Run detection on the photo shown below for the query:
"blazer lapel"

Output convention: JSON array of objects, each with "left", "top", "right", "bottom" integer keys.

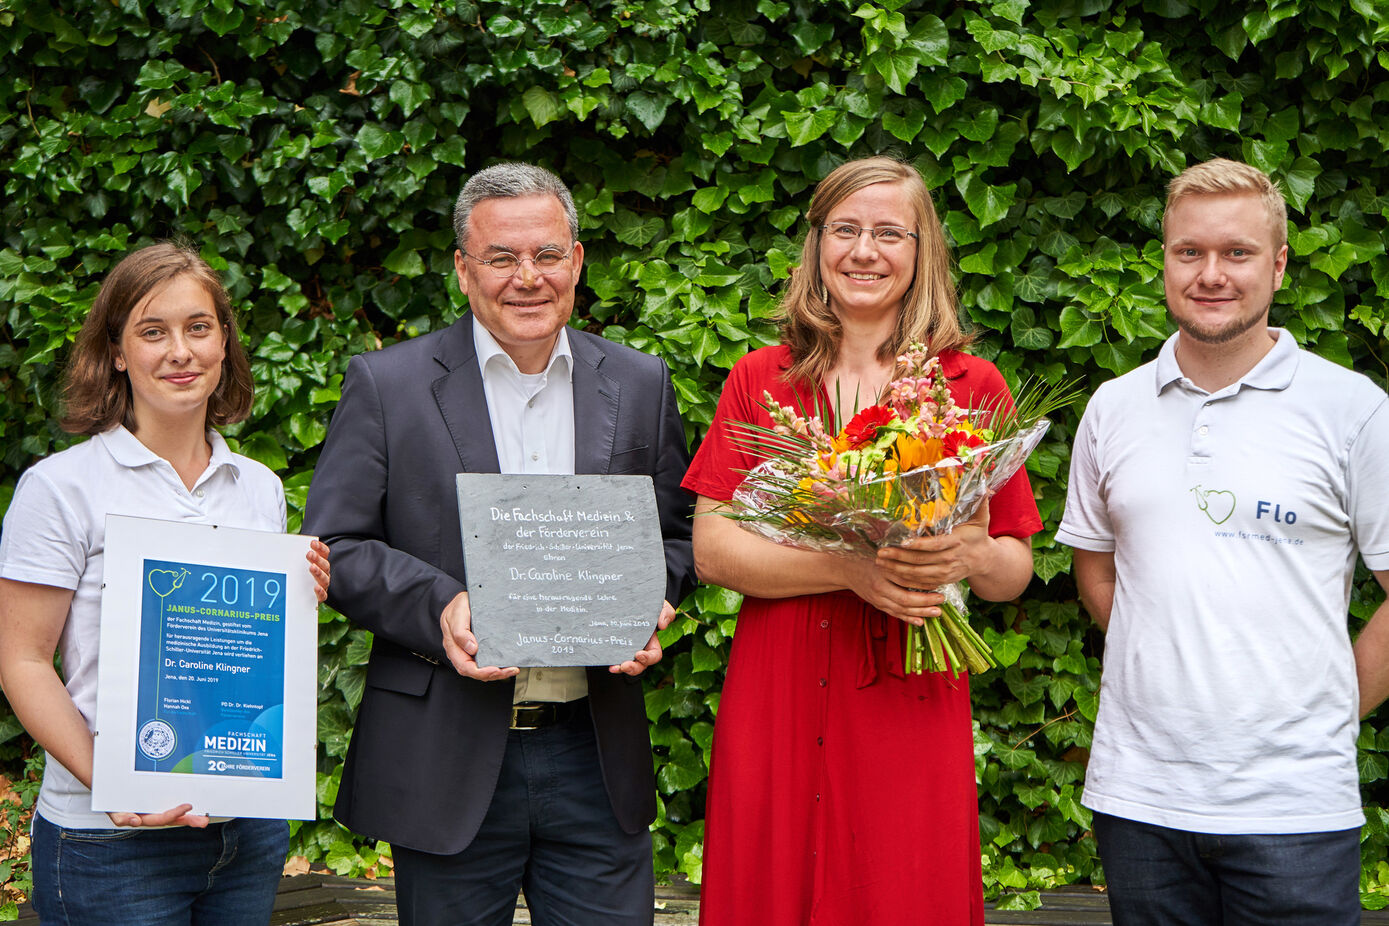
[
  {"left": 431, "top": 315, "right": 501, "bottom": 474},
  {"left": 570, "top": 331, "right": 618, "bottom": 475}
]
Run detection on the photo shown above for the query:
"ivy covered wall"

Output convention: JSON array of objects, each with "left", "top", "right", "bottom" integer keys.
[{"left": 3, "top": 0, "right": 1389, "bottom": 914}]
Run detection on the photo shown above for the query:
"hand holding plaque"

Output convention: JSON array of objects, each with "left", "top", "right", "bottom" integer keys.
[{"left": 456, "top": 475, "right": 668, "bottom": 668}]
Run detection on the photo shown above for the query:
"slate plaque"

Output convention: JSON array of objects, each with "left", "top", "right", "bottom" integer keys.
[{"left": 456, "top": 474, "right": 667, "bottom": 667}]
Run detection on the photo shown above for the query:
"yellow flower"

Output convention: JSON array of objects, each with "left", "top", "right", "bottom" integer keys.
[
  {"left": 892, "top": 433, "right": 944, "bottom": 471},
  {"left": 920, "top": 497, "right": 952, "bottom": 525},
  {"left": 939, "top": 470, "right": 959, "bottom": 507},
  {"left": 902, "top": 501, "right": 922, "bottom": 529}
]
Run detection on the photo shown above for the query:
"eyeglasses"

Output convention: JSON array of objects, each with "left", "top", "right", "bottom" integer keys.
[
  {"left": 462, "top": 244, "right": 577, "bottom": 277},
  {"left": 819, "top": 223, "right": 919, "bottom": 245}
]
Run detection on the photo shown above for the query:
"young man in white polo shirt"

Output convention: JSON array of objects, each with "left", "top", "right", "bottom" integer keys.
[{"left": 1058, "top": 157, "right": 1389, "bottom": 924}]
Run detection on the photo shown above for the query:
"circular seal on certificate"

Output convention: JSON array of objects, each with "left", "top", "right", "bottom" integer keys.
[{"left": 137, "top": 719, "right": 177, "bottom": 760}]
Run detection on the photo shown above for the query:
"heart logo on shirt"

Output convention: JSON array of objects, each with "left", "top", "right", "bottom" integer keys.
[{"left": 1189, "top": 485, "right": 1236, "bottom": 525}]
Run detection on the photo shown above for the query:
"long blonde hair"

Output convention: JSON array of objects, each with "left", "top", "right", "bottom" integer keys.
[{"left": 780, "top": 156, "right": 968, "bottom": 386}]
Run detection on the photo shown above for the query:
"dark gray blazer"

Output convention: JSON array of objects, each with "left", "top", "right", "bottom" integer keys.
[{"left": 303, "top": 314, "right": 695, "bottom": 854}]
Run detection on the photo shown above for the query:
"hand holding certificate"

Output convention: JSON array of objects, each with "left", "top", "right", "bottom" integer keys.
[{"left": 91, "top": 516, "right": 319, "bottom": 820}]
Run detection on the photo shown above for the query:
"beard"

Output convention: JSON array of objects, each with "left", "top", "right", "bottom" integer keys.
[{"left": 1173, "top": 303, "right": 1269, "bottom": 345}]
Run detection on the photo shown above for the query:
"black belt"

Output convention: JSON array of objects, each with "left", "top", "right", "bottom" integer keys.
[{"left": 509, "top": 698, "right": 589, "bottom": 731}]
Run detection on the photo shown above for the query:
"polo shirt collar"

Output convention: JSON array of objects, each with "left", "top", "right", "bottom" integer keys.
[
  {"left": 472, "top": 315, "right": 572, "bottom": 383},
  {"left": 1154, "top": 328, "right": 1299, "bottom": 396},
  {"left": 97, "top": 425, "right": 242, "bottom": 479}
]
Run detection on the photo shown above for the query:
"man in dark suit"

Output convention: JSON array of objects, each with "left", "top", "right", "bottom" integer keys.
[{"left": 303, "top": 163, "right": 694, "bottom": 926}]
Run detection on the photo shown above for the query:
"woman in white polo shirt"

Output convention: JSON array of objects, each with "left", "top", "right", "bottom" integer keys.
[{"left": 0, "top": 243, "right": 329, "bottom": 926}]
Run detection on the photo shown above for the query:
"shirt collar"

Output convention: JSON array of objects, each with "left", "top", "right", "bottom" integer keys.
[
  {"left": 472, "top": 315, "right": 573, "bottom": 383},
  {"left": 1155, "top": 328, "right": 1299, "bottom": 395},
  {"left": 96, "top": 426, "right": 242, "bottom": 478},
  {"left": 775, "top": 345, "right": 969, "bottom": 380},
  {"left": 936, "top": 349, "right": 968, "bottom": 380}
]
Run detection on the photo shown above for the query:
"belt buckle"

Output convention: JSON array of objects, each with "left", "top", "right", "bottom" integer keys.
[{"left": 510, "top": 704, "right": 544, "bottom": 731}]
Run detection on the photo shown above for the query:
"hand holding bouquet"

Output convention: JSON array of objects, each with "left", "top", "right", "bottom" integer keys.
[{"left": 726, "top": 345, "right": 1075, "bottom": 675}]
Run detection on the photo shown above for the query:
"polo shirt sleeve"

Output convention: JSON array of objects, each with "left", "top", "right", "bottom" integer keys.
[
  {"left": 1055, "top": 395, "right": 1115, "bottom": 553},
  {"left": 0, "top": 467, "right": 89, "bottom": 590},
  {"left": 1347, "top": 396, "right": 1389, "bottom": 571}
]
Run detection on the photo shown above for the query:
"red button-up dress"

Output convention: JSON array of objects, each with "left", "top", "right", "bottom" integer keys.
[{"left": 683, "top": 345, "right": 1042, "bottom": 926}]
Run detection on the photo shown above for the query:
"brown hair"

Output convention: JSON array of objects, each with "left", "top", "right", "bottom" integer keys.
[
  {"left": 779, "top": 156, "right": 969, "bottom": 387},
  {"left": 62, "top": 243, "right": 254, "bottom": 435},
  {"left": 1164, "top": 157, "right": 1288, "bottom": 248}
]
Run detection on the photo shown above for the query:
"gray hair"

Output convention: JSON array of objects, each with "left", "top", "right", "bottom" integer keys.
[{"left": 452, "top": 162, "right": 579, "bottom": 251}]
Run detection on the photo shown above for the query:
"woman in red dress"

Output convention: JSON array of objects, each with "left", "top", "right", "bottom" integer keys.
[{"left": 683, "top": 157, "right": 1041, "bottom": 925}]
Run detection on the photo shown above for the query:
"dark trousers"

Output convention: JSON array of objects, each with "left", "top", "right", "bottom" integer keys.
[
  {"left": 1093, "top": 811, "right": 1361, "bottom": 925},
  {"left": 392, "top": 707, "right": 653, "bottom": 926}
]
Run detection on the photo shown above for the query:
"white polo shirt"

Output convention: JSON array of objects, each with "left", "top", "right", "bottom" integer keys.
[
  {"left": 1058, "top": 329, "right": 1389, "bottom": 834},
  {"left": 0, "top": 427, "right": 285, "bottom": 829},
  {"left": 471, "top": 317, "right": 587, "bottom": 703}
]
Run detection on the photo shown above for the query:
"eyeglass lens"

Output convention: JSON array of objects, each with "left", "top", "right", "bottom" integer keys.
[
  {"left": 481, "top": 249, "right": 570, "bottom": 275},
  {"left": 824, "top": 223, "right": 913, "bottom": 243}
]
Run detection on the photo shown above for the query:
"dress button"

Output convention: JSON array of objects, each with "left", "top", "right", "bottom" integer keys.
[
  {"left": 528, "top": 399, "right": 535, "bottom": 408},
  {"left": 815, "top": 793, "right": 820, "bottom": 801},
  {"left": 194, "top": 488, "right": 204, "bottom": 498},
  {"left": 531, "top": 452, "right": 539, "bottom": 461},
  {"left": 817, "top": 736, "right": 823, "bottom": 746},
  {"left": 818, "top": 678, "right": 827, "bottom": 687},
  {"left": 1198, "top": 426, "right": 1209, "bottom": 435},
  {"left": 820, "top": 620, "right": 829, "bottom": 629}
]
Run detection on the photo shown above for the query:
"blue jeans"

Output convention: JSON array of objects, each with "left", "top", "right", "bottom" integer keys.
[
  {"left": 31, "top": 812, "right": 288, "bottom": 926},
  {"left": 392, "top": 707, "right": 654, "bottom": 926},
  {"left": 1092, "top": 812, "right": 1361, "bottom": 925}
]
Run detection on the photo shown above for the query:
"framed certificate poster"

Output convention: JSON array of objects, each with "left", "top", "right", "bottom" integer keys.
[{"left": 91, "top": 515, "right": 317, "bottom": 820}]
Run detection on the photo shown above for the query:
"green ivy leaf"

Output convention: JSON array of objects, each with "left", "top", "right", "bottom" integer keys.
[
  {"left": 237, "top": 433, "right": 289, "bottom": 472},
  {"left": 870, "top": 47, "right": 919, "bottom": 94},
  {"left": 956, "top": 172, "right": 1017, "bottom": 228},
  {"left": 883, "top": 105, "right": 926, "bottom": 142},
  {"left": 1280, "top": 157, "right": 1320, "bottom": 213},
  {"left": 1201, "top": 91, "right": 1242, "bottom": 131},
  {"left": 389, "top": 80, "right": 432, "bottom": 117},
  {"left": 522, "top": 85, "right": 560, "bottom": 127},
  {"left": 202, "top": 5, "right": 244, "bottom": 35},
  {"left": 383, "top": 247, "right": 425, "bottom": 277},
  {"left": 783, "top": 108, "right": 838, "bottom": 146},
  {"left": 626, "top": 91, "right": 670, "bottom": 132},
  {"left": 911, "top": 14, "right": 949, "bottom": 65},
  {"left": 1010, "top": 307, "right": 1054, "bottom": 350},
  {"left": 789, "top": 21, "right": 834, "bottom": 54},
  {"left": 355, "top": 124, "right": 400, "bottom": 161},
  {"left": 1057, "top": 306, "right": 1104, "bottom": 349}
]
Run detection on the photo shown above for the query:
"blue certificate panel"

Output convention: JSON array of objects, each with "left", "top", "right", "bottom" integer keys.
[{"left": 134, "top": 559, "right": 287, "bottom": 779}]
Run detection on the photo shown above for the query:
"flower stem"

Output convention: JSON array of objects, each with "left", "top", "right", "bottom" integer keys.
[{"left": 902, "top": 584, "right": 997, "bottom": 676}]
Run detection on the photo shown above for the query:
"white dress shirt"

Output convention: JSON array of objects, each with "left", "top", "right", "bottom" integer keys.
[{"left": 472, "top": 316, "right": 588, "bottom": 703}]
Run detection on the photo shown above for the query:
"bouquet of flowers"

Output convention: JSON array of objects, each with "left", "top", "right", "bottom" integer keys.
[{"left": 726, "top": 344, "right": 1075, "bottom": 676}]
